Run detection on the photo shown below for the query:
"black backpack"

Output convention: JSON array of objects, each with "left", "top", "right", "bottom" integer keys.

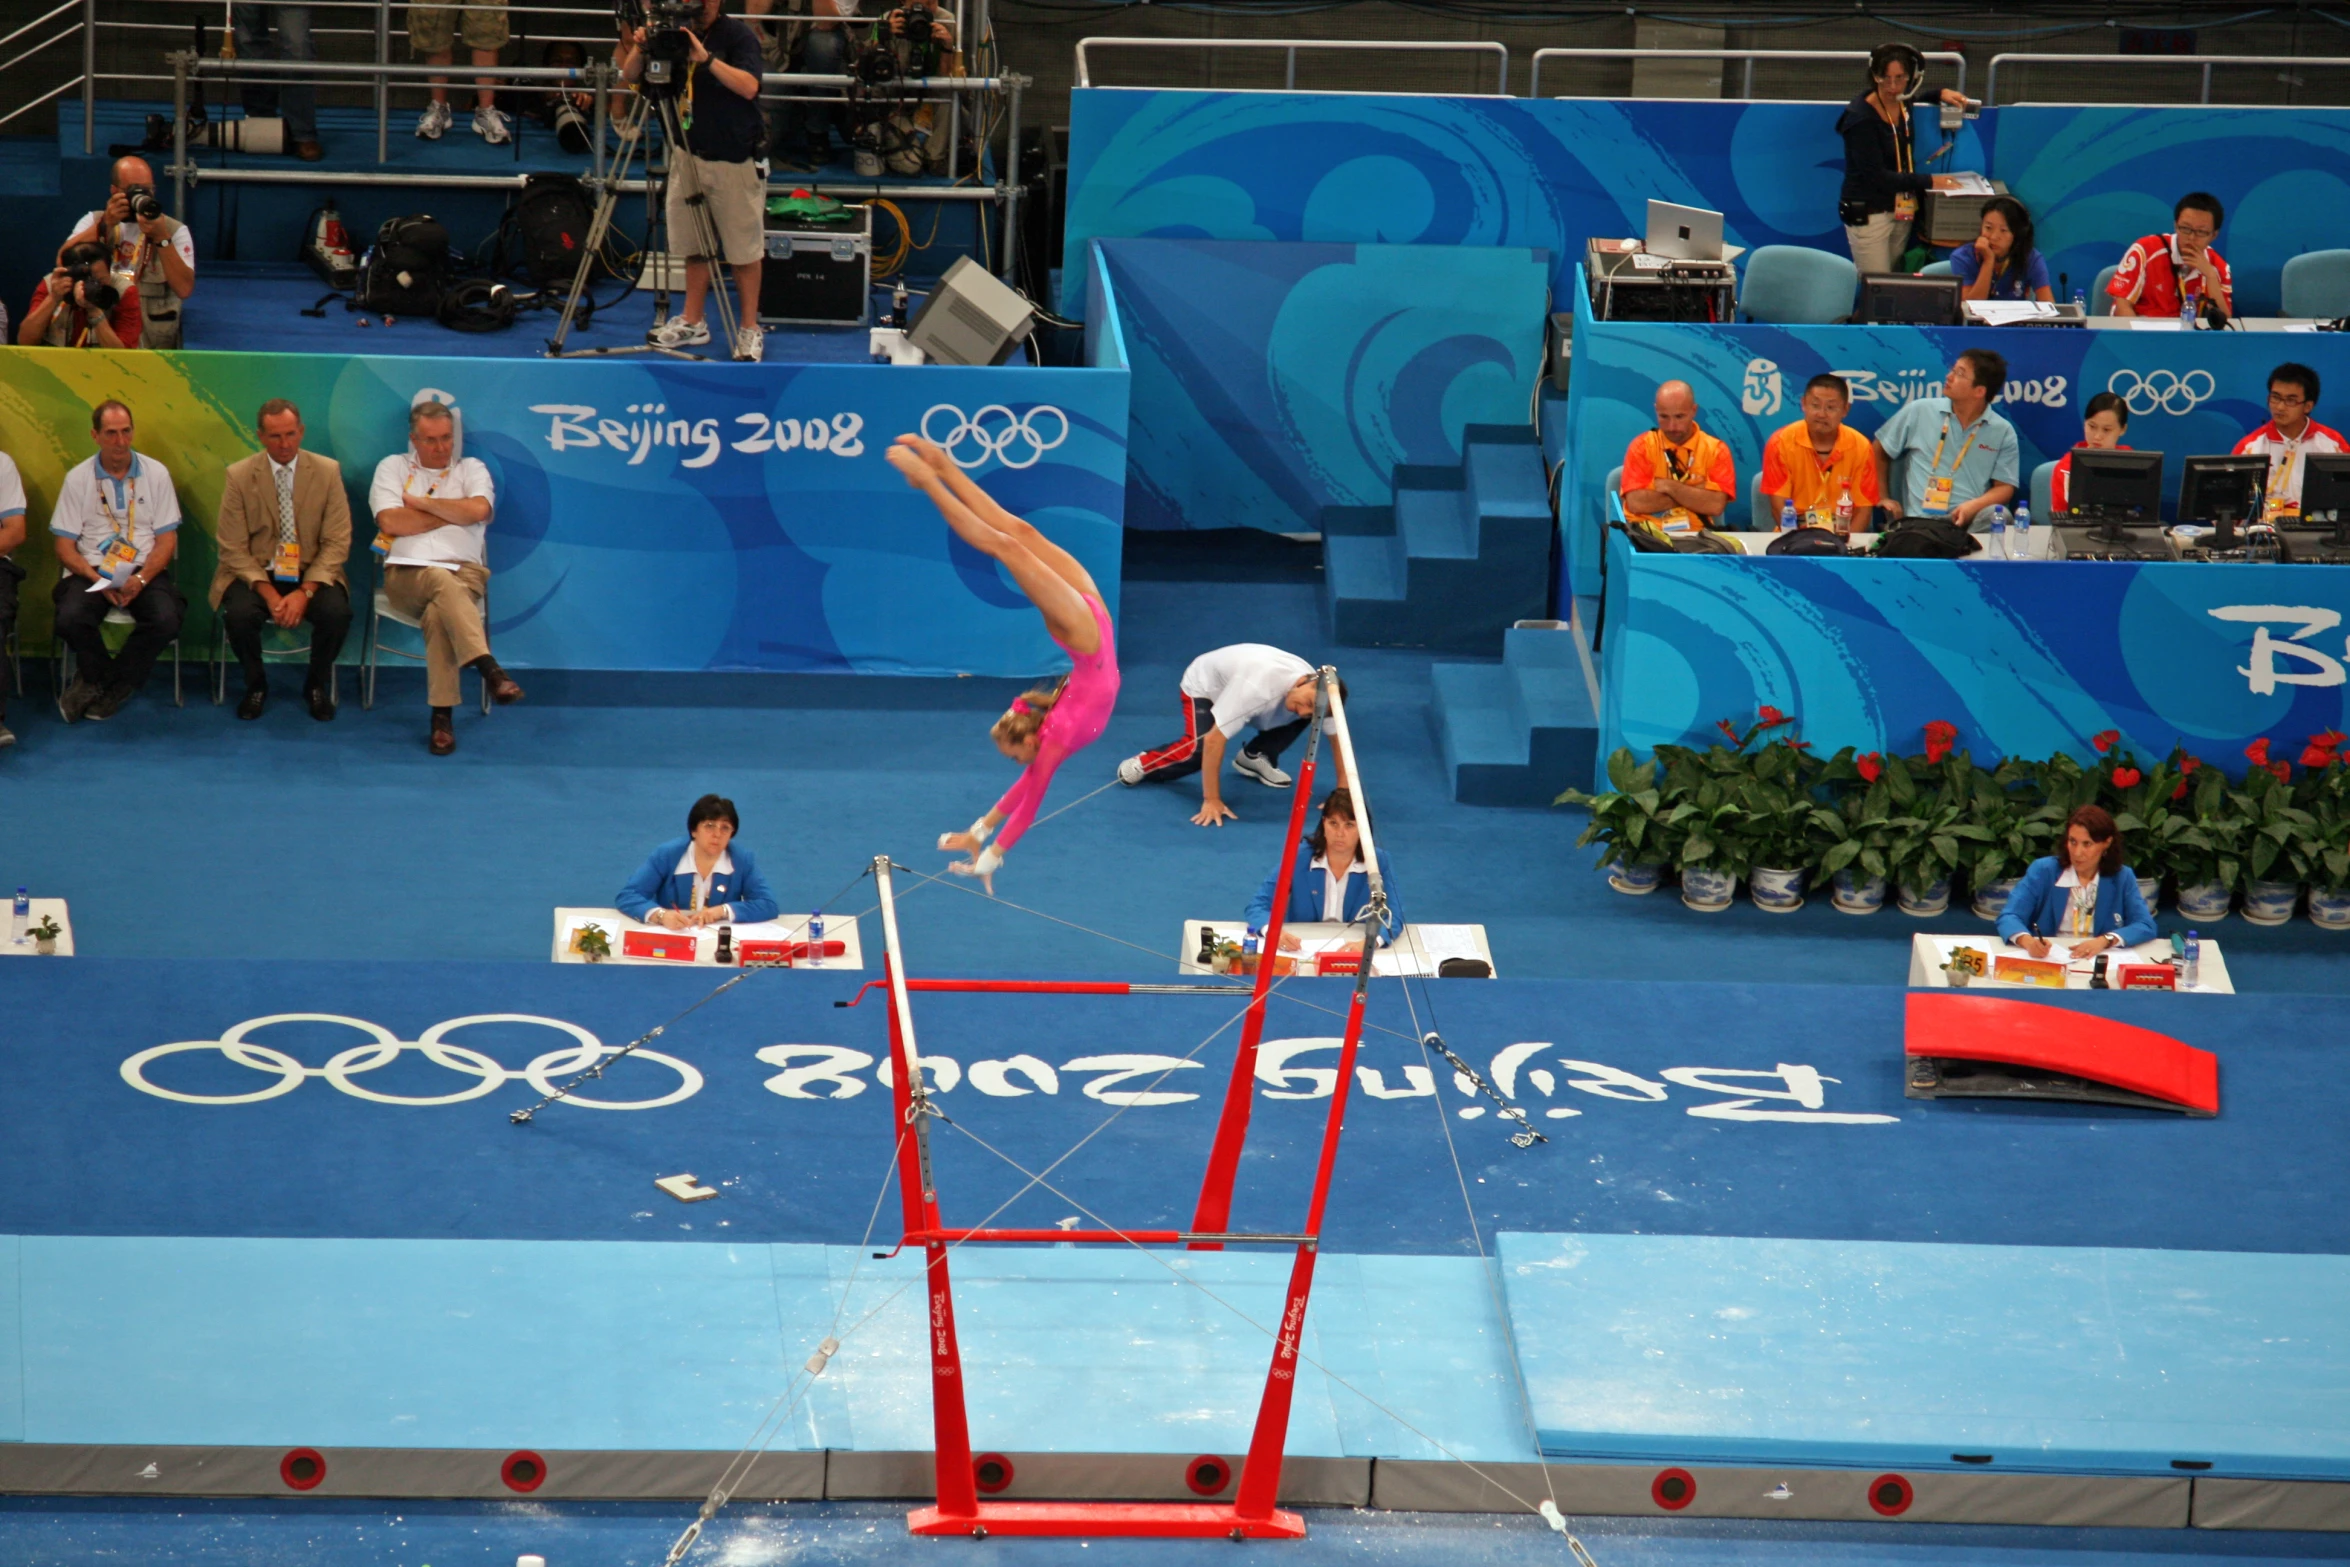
[
  {"left": 357, "top": 215, "right": 451, "bottom": 318},
  {"left": 1876, "top": 518, "right": 1982, "bottom": 559},
  {"left": 1766, "top": 526, "right": 1850, "bottom": 556},
  {"left": 509, "top": 174, "right": 596, "bottom": 288}
]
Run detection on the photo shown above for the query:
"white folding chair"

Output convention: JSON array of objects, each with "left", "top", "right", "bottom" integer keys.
[
  {"left": 362, "top": 578, "right": 492, "bottom": 714},
  {"left": 59, "top": 605, "right": 182, "bottom": 707},
  {"left": 211, "top": 617, "right": 338, "bottom": 707}
]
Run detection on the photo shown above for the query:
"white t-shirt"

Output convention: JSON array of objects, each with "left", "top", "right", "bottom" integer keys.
[
  {"left": 69, "top": 211, "right": 197, "bottom": 278},
  {"left": 369, "top": 450, "right": 495, "bottom": 570},
  {"left": 1180, "top": 644, "right": 1314, "bottom": 737},
  {"left": 50, "top": 452, "right": 181, "bottom": 571},
  {"left": 0, "top": 452, "right": 25, "bottom": 525}
]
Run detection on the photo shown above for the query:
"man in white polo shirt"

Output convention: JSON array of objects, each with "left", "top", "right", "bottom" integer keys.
[
  {"left": 1118, "top": 643, "right": 1346, "bottom": 827},
  {"left": 51, "top": 399, "right": 185, "bottom": 723},
  {"left": 369, "top": 399, "right": 523, "bottom": 756},
  {"left": 0, "top": 444, "right": 25, "bottom": 748}
]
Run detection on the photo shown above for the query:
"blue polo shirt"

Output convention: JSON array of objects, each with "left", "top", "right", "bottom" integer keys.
[
  {"left": 1950, "top": 243, "right": 2051, "bottom": 302},
  {"left": 1875, "top": 395, "right": 2020, "bottom": 521}
]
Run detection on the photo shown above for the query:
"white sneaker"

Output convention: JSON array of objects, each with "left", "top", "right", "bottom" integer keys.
[
  {"left": 1117, "top": 755, "right": 1145, "bottom": 786},
  {"left": 473, "top": 105, "right": 512, "bottom": 145},
  {"left": 415, "top": 99, "right": 452, "bottom": 140},
  {"left": 732, "top": 324, "right": 765, "bottom": 362},
  {"left": 646, "top": 316, "right": 711, "bottom": 349},
  {"left": 1231, "top": 750, "right": 1292, "bottom": 788}
]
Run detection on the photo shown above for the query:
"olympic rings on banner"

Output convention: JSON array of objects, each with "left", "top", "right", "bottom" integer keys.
[
  {"left": 2106, "top": 368, "right": 2215, "bottom": 418},
  {"left": 119, "top": 1013, "right": 704, "bottom": 1110},
  {"left": 920, "top": 403, "right": 1070, "bottom": 471}
]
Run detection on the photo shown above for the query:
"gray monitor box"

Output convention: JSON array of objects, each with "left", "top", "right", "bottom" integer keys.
[{"left": 908, "top": 256, "right": 1038, "bottom": 366}]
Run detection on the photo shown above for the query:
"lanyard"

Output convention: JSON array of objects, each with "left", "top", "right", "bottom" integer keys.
[
  {"left": 403, "top": 456, "right": 449, "bottom": 500},
  {"left": 1927, "top": 416, "right": 1981, "bottom": 481},
  {"left": 96, "top": 466, "right": 136, "bottom": 541},
  {"left": 2267, "top": 440, "right": 2299, "bottom": 503},
  {"left": 1875, "top": 95, "right": 1913, "bottom": 174}
]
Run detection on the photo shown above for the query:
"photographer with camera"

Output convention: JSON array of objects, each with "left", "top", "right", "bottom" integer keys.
[
  {"left": 616, "top": 0, "right": 770, "bottom": 361},
  {"left": 58, "top": 157, "right": 194, "bottom": 350},
  {"left": 20, "top": 244, "right": 139, "bottom": 349}
]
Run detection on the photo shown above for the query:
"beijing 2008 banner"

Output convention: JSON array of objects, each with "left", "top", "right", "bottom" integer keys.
[{"left": 0, "top": 349, "right": 1127, "bottom": 677}]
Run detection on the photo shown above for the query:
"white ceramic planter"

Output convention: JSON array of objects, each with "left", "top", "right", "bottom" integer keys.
[
  {"left": 1681, "top": 866, "right": 1737, "bottom": 912},
  {"left": 1830, "top": 868, "right": 1886, "bottom": 915},
  {"left": 1970, "top": 875, "right": 2021, "bottom": 921},
  {"left": 2175, "top": 880, "right": 2233, "bottom": 921},
  {"left": 1608, "top": 862, "right": 1665, "bottom": 896},
  {"left": 2310, "top": 886, "right": 2350, "bottom": 930},
  {"left": 1897, "top": 877, "right": 1952, "bottom": 918},
  {"left": 1749, "top": 866, "right": 1806, "bottom": 914},
  {"left": 2241, "top": 879, "right": 2302, "bottom": 926}
]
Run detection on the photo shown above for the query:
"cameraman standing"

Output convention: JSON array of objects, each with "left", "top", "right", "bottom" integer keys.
[
  {"left": 58, "top": 157, "right": 194, "bottom": 350},
  {"left": 617, "top": 0, "right": 770, "bottom": 362}
]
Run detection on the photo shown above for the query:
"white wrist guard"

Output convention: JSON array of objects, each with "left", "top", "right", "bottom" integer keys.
[
  {"left": 967, "top": 817, "right": 994, "bottom": 845},
  {"left": 973, "top": 845, "right": 1003, "bottom": 876}
]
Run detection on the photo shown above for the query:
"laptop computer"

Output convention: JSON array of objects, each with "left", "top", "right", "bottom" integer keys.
[{"left": 1646, "top": 199, "right": 1726, "bottom": 262}]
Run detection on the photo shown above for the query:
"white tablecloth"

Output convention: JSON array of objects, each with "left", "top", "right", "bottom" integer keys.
[
  {"left": 1908, "top": 932, "right": 2233, "bottom": 994},
  {"left": 3, "top": 898, "right": 73, "bottom": 956},
  {"left": 1178, "top": 920, "right": 1494, "bottom": 978},
  {"left": 552, "top": 907, "right": 864, "bottom": 969}
]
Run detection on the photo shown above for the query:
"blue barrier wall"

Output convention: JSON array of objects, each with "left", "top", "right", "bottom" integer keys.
[
  {"left": 1096, "top": 238, "right": 1549, "bottom": 532},
  {"left": 1562, "top": 281, "right": 2350, "bottom": 598},
  {"left": 1597, "top": 532, "right": 2350, "bottom": 778},
  {"left": 1065, "top": 92, "right": 2350, "bottom": 322}
]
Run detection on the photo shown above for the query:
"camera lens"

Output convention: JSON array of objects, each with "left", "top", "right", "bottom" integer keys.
[
  {"left": 81, "top": 278, "right": 120, "bottom": 312},
  {"left": 132, "top": 193, "right": 163, "bottom": 221}
]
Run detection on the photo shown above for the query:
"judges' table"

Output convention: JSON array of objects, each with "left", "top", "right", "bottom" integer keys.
[
  {"left": 1177, "top": 920, "right": 1495, "bottom": 977},
  {"left": 1908, "top": 933, "right": 2234, "bottom": 994},
  {"left": 551, "top": 908, "right": 864, "bottom": 970},
  {"left": 3, "top": 899, "right": 73, "bottom": 957}
]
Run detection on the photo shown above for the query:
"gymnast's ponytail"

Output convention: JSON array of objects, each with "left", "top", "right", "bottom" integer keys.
[{"left": 991, "top": 683, "right": 1063, "bottom": 751}]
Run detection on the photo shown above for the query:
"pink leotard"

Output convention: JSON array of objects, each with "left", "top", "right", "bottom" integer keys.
[{"left": 992, "top": 593, "right": 1119, "bottom": 852}]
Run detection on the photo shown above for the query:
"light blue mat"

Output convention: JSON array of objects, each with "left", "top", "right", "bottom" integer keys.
[
  {"left": 1498, "top": 1232, "right": 2350, "bottom": 1480},
  {"left": 3, "top": 1236, "right": 1531, "bottom": 1461}
]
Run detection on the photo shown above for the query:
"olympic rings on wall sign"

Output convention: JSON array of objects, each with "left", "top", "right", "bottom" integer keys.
[
  {"left": 118, "top": 1013, "right": 703, "bottom": 1109},
  {"left": 920, "top": 403, "right": 1070, "bottom": 470},
  {"left": 2106, "top": 368, "right": 2216, "bottom": 417}
]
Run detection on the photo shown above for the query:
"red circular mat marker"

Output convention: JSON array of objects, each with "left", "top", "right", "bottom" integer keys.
[
  {"left": 1651, "top": 1467, "right": 1696, "bottom": 1510},
  {"left": 1869, "top": 1473, "right": 1914, "bottom": 1517},
  {"left": 279, "top": 1448, "right": 327, "bottom": 1491},
  {"left": 502, "top": 1451, "right": 548, "bottom": 1493},
  {"left": 1185, "top": 1455, "right": 1232, "bottom": 1497},
  {"left": 973, "top": 1453, "right": 1015, "bottom": 1494}
]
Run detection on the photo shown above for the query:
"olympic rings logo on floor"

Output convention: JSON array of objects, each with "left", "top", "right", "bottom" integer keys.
[
  {"left": 2107, "top": 368, "right": 2215, "bottom": 417},
  {"left": 921, "top": 403, "right": 1070, "bottom": 470},
  {"left": 119, "top": 1014, "right": 704, "bottom": 1110}
]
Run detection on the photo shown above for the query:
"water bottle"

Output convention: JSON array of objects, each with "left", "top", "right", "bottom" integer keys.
[
  {"left": 1242, "top": 926, "right": 1261, "bottom": 973},
  {"left": 10, "top": 887, "right": 26, "bottom": 945},
  {"left": 1986, "top": 504, "right": 2010, "bottom": 559},
  {"left": 2072, "top": 286, "right": 2087, "bottom": 311},
  {"left": 2013, "top": 503, "right": 2032, "bottom": 559},
  {"left": 2182, "top": 929, "right": 2201, "bottom": 989},
  {"left": 2179, "top": 278, "right": 2199, "bottom": 328},
  {"left": 1778, "top": 498, "right": 1797, "bottom": 534},
  {"left": 1833, "top": 485, "right": 1855, "bottom": 539},
  {"left": 807, "top": 911, "right": 825, "bottom": 968}
]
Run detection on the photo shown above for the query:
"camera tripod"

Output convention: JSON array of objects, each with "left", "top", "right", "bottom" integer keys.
[{"left": 546, "top": 84, "right": 741, "bottom": 360}]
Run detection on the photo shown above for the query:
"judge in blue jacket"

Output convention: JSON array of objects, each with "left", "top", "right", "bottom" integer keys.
[
  {"left": 1996, "top": 804, "right": 2156, "bottom": 958},
  {"left": 1245, "top": 788, "right": 1403, "bottom": 946},
  {"left": 618, "top": 794, "right": 781, "bottom": 929}
]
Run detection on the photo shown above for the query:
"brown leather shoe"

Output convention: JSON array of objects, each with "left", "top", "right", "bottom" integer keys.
[
  {"left": 293, "top": 140, "right": 326, "bottom": 162},
  {"left": 484, "top": 669, "right": 524, "bottom": 705},
  {"left": 429, "top": 713, "right": 456, "bottom": 755}
]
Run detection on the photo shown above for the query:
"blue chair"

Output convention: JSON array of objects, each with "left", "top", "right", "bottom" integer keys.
[
  {"left": 2088, "top": 263, "right": 2119, "bottom": 317},
  {"left": 1919, "top": 259, "right": 1955, "bottom": 278},
  {"left": 2031, "top": 459, "right": 2057, "bottom": 520},
  {"left": 1749, "top": 472, "right": 1779, "bottom": 534},
  {"left": 2281, "top": 250, "right": 2350, "bottom": 319},
  {"left": 1740, "top": 246, "right": 1858, "bottom": 325}
]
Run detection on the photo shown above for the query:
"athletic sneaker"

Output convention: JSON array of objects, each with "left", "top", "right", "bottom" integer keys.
[
  {"left": 473, "top": 105, "right": 512, "bottom": 145},
  {"left": 1231, "top": 750, "right": 1292, "bottom": 788},
  {"left": 1116, "top": 755, "right": 1145, "bottom": 785},
  {"left": 733, "top": 324, "right": 765, "bottom": 362},
  {"left": 646, "top": 316, "right": 711, "bottom": 349},
  {"left": 415, "top": 99, "right": 453, "bottom": 140}
]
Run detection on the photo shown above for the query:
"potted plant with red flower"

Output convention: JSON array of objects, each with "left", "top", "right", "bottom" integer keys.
[
  {"left": 1814, "top": 746, "right": 1896, "bottom": 913},
  {"left": 2296, "top": 732, "right": 2350, "bottom": 928},
  {"left": 2169, "top": 758, "right": 2240, "bottom": 921},
  {"left": 1965, "top": 755, "right": 2042, "bottom": 920},
  {"left": 2235, "top": 740, "right": 2316, "bottom": 925},
  {"left": 1559, "top": 749, "right": 1676, "bottom": 895},
  {"left": 1877, "top": 721, "right": 1991, "bottom": 917},
  {"left": 2100, "top": 742, "right": 2188, "bottom": 910}
]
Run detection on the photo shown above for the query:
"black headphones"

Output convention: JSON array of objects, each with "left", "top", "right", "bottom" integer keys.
[{"left": 1867, "top": 42, "right": 1927, "bottom": 95}]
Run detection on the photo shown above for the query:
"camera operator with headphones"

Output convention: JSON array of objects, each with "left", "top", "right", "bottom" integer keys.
[
  {"left": 616, "top": 0, "right": 770, "bottom": 362},
  {"left": 56, "top": 156, "right": 194, "bottom": 350},
  {"left": 1836, "top": 43, "right": 1973, "bottom": 278}
]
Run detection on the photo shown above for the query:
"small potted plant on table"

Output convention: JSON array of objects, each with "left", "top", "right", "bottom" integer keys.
[{"left": 29, "top": 914, "right": 60, "bottom": 956}]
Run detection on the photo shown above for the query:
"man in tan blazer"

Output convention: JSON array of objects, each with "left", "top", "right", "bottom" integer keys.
[{"left": 211, "top": 397, "right": 352, "bottom": 721}]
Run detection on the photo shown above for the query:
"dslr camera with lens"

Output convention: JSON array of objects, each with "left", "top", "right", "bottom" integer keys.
[
  {"left": 58, "top": 241, "right": 121, "bottom": 314},
  {"left": 896, "top": 2, "right": 941, "bottom": 77},
  {"left": 123, "top": 184, "right": 165, "bottom": 224}
]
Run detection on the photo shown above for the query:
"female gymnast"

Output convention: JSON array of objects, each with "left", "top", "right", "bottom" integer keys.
[{"left": 886, "top": 433, "right": 1120, "bottom": 891}]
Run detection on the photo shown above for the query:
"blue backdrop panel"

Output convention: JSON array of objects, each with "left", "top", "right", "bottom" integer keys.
[
  {"left": 1992, "top": 107, "right": 2350, "bottom": 319},
  {"left": 1562, "top": 287, "right": 2350, "bottom": 597},
  {"left": 346, "top": 356, "right": 1128, "bottom": 677},
  {"left": 1062, "top": 93, "right": 1979, "bottom": 320},
  {"left": 1598, "top": 534, "right": 2350, "bottom": 778},
  {"left": 1097, "top": 238, "right": 1550, "bottom": 531},
  {"left": 1500, "top": 1231, "right": 2350, "bottom": 1479},
  {"left": 11, "top": 960, "right": 2350, "bottom": 1259}
]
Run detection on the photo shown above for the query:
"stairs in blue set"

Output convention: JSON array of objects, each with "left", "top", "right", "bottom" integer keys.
[
  {"left": 1430, "top": 616, "right": 1600, "bottom": 807},
  {"left": 1321, "top": 425, "right": 1552, "bottom": 655}
]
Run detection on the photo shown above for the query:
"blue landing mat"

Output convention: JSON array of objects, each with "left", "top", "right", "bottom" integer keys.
[
  {"left": 1500, "top": 1233, "right": 2350, "bottom": 1482},
  {"left": 0, "top": 1238, "right": 1524, "bottom": 1461},
  {"left": 3, "top": 961, "right": 2349, "bottom": 1256}
]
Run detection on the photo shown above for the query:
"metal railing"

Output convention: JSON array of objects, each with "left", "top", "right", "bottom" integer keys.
[
  {"left": 1985, "top": 51, "right": 2350, "bottom": 105},
  {"left": 1528, "top": 47, "right": 1968, "bottom": 101},
  {"left": 1074, "top": 36, "right": 1510, "bottom": 96}
]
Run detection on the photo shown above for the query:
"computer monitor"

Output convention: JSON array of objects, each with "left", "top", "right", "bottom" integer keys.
[
  {"left": 2064, "top": 448, "right": 2165, "bottom": 544},
  {"left": 1858, "top": 273, "right": 1961, "bottom": 326},
  {"left": 1645, "top": 200, "right": 1725, "bottom": 263},
  {"left": 2290, "top": 451, "right": 2350, "bottom": 549},
  {"left": 2177, "top": 455, "right": 2270, "bottom": 547}
]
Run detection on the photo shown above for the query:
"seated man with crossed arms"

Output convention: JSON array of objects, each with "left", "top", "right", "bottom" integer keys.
[{"left": 1619, "top": 380, "right": 1738, "bottom": 548}]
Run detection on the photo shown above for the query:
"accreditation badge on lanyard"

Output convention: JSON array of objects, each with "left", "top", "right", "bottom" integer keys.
[
  {"left": 97, "top": 476, "right": 139, "bottom": 578},
  {"left": 1887, "top": 100, "right": 1919, "bottom": 223},
  {"left": 1920, "top": 419, "right": 1979, "bottom": 517},
  {"left": 271, "top": 540, "right": 303, "bottom": 584}
]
